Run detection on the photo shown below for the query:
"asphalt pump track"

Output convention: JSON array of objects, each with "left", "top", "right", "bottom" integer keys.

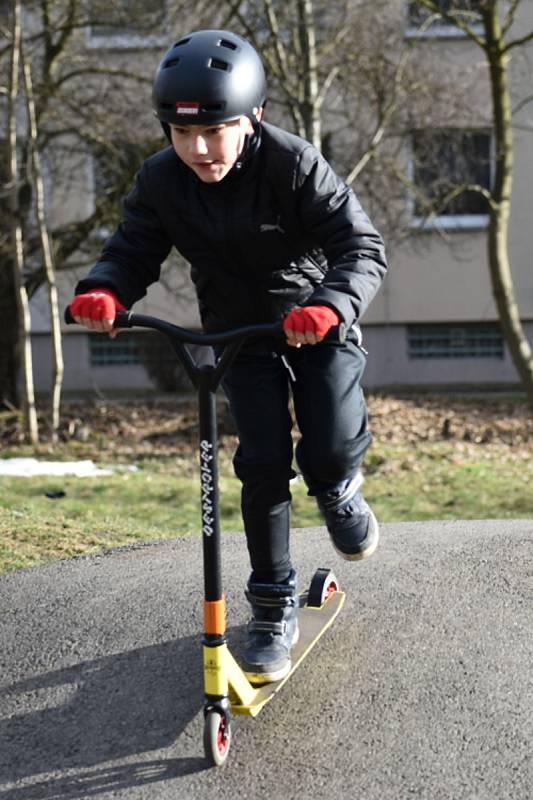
[{"left": 1, "top": 519, "right": 532, "bottom": 799}]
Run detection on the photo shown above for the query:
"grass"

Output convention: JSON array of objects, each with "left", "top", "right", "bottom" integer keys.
[{"left": 1, "top": 440, "right": 531, "bottom": 574}]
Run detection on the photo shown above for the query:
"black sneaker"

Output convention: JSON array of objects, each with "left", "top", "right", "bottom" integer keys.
[
  {"left": 316, "top": 473, "right": 379, "bottom": 561},
  {"left": 242, "top": 569, "right": 299, "bottom": 685}
]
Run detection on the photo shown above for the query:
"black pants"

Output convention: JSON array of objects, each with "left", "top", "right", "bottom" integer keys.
[{"left": 222, "top": 333, "right": 371, "bottom": 583}]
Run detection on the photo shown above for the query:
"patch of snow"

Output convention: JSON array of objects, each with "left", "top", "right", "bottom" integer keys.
[{"left": 0, "top": 459, "right": 137, "bottom": 477}]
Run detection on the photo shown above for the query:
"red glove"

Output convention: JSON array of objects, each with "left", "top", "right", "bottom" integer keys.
[
  {"left": 69, "top": 288, "right": 125, "bottom": 332},
  {"left": 283, "top": 305, "right": 340, "bottom": 346}
]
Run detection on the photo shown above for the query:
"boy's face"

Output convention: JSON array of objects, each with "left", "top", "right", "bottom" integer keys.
[{"left": 169, "top": 116, "right": 254, "bottom": 183}]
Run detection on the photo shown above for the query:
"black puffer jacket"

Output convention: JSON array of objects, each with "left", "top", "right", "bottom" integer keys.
[{"left": 76, "top": 121, "right": 387, "bottom": 332}]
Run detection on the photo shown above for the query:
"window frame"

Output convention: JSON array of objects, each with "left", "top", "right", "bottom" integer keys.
[
  {"left": 407, "top": 127, "right": 493, "bottom": 231},
  {"left": 89, "top": 139, "right": 151, "bottom": 238},
  {"left": 407, "top": 323, "right": 504, "bottom": 360},
  {"left": 405, "top": 1, "right": 484, "bottom": 40},
  {"left": 89, "top": 332, "right": 142, "bottom": 367},
  {"left": 85, "top": 0, "right": 167, "bottom": 50}
]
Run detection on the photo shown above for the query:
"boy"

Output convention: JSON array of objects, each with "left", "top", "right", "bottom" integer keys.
[{"left": 69, "top": 29, "right": 388, "bottom": 685}]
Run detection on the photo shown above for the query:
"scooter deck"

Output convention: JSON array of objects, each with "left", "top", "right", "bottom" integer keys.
[{"left": 228, "top": 590, "right": 345, "bottom": 717}]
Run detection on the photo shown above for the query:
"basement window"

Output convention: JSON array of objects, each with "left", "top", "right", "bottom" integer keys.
[
  {"left": 408, "top": 324, "right": 504, "bottom": 359},
  {"left": 89, "top": 334, "right": 141, "bottom": 366}
]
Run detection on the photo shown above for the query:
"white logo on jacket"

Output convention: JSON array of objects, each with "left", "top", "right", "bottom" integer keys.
[{"left": 260, "top": 215, "right": 285, "bottom": 234}]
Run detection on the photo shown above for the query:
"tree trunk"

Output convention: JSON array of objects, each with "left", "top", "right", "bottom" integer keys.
[
  {"left": 483, "top": 5, "right": 533, "bottom": 408},
  {"left": 0, "top": 265, "right": 20, "bottom": 408},
  {"left": 296, "top": 0, "right": 322, "bottom": 149},
  {"left": 22, "top": 53, "right": 64, "bottom": 440},
  {"left": 7, "top": 0, "right": 39, "bottom": 443}
]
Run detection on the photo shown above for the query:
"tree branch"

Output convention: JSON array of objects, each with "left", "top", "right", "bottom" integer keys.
[
  {"left": 52, "top": 67, "right": 152, "bottom": 90},
  {"left": 262, "top": 0, "right": 292, "bottom": 86},
  {"left": 503, "top": 30, "right": 533, "bottom": 53},
  {"left": 512, "top": 94, "right": 533, "bottom": 116},
  {"left": 316, "top": 66, "right": 339, "bottom": 110},
  {"left": 345, "top": 35, "right": 413, "bottom": 185},
  {"left": 416, "top": 0, "right": 486, "bottom": 49},
  {"left": 501, "top": 0, "right": 521, "bottom": 38}
]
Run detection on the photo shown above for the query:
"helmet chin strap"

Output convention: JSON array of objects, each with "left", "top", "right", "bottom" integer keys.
[
  {"left": 234, "top": 116, "right": 262, "bottom": 170},
  {"left": 161, "top": 121, "right": 172, "bottom": 144}
]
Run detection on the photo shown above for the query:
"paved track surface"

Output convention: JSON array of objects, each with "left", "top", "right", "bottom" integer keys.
[{"left": 1, "top": 520, "right": 532, "bottom": 800}]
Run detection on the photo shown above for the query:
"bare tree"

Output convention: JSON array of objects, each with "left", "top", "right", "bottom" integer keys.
[
  {"left": 217, "top": 0, "right": 468, "bottom": 243},
  {"left": 219, "top": 0, "right": 353, "bottom": 148},
  {"left": 6, "top": 0, "right": 39, "bottom": 442},
  {"left": 0, "top": 0, "right": 203, "bottom": 409},
  {"left": 22, "top": 50, "right": 63, "bottom": 439},
  {"left": 416, "top": 0, "right": 533, "bottom": 408}
]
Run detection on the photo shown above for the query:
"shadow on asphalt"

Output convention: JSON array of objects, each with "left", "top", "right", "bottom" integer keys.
[
  {"left": 0, "top": 631, "right": 212, "bottom": 795},
  {"left": 0, "top": 759, "right": 209, "bottom": 800}
]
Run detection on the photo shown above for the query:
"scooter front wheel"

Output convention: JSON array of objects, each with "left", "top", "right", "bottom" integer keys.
[{"left": 204, "top": 709, "right": 231, "bottom": 767}]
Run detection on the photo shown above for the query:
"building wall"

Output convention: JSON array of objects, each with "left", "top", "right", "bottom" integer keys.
[
  {"left": 31, "top": 319, "right": 528, "bottom": 396},
  {"left": 33, "top": 332, "right": 153, "bottom": 395},
  {"left": 27, "top": 2, "right": 533, "bottom": 394},
  {"left": 361, "top": 323, "right": 530, "bottom": 390}
]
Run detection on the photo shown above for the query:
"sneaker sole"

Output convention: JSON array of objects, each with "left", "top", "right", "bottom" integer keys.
[
  {"left": 245, "top": 662, "right": 292, "bottom": 685},
  {"left": 330, "top": 510, "right": 380, "bottom": 562}
]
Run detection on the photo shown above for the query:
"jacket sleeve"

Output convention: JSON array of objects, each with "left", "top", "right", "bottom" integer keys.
[
  {"left": 75, "top": 163, "right": 173, "bottom": 308},
  {"left": 296, "top": 146, "right": 387, "bottom": 327}
]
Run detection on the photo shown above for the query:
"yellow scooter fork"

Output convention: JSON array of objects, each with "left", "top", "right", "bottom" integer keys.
[
  {"left": 203, "top": 598, "right": 228, "bottom": 697},
  {"left": 203, "top": 597, "right": 261, "bottom": 715},
  {"left": 203, "top": 597, "right": 230, "bottom": 719}
]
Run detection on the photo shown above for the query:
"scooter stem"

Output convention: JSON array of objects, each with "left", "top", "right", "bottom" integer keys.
[{"left": 197, "top": 368, "right": 223, "bottom": 603}]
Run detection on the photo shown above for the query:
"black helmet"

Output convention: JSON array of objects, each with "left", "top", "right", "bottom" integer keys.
[{"left": 152, "top": 30, "right": 267, "bottom": 127}]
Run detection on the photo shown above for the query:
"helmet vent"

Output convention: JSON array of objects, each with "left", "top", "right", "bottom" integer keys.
[
  {"left": 173, "top": 37, "right": 190, "bottom": 47},
  {"left": 163, "top": 58, "right": 180, "bottom": 69},
  {"left": 202, "top": 102, "right": 225, "bottom": 112},
  {"left": 219, "top": 38, "right": 238, "bottom": 50},
  {"left": 208, "top": 58, "right": 231, "bottom": 72},
  {"left": 159, "top": 102, "right": 173, "bottom": 110}
]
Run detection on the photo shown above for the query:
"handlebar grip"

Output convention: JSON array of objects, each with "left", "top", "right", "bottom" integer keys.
[
  {"left": 64, "top": 307, "right": 133, "bottom": 328},
  {"left": 335, "top": 322, "right": 347, "bottom": 344}
]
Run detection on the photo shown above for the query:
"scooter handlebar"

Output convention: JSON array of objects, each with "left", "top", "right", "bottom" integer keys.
[{"left": 64, "top": 307, "right": 347, "bottom": 346}]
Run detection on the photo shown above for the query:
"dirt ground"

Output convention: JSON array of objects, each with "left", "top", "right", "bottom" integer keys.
[{"left": 1, "top": 393, "right": 530, "bottom": 457}]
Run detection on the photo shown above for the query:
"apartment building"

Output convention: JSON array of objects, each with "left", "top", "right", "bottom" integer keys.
[{"left": 29, "top": 1, "right": 533, "bottom": 394}]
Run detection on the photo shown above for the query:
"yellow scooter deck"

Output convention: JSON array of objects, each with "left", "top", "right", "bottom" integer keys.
[{"left": 227, "top": 590, "right": 345, "bottom": 717}]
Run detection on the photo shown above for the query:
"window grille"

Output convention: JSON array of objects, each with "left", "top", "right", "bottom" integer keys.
[
  {"left": 89, "top": 334, "right": 141, "bottom": 366},
  {"left": 88, "top": 333, "right": 197, "bottom": 390},
  {"left": 408, "top": 325, "right": 504, "bottom": 359}
]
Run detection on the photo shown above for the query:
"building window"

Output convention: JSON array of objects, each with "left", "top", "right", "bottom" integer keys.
[
  {"left": 88, "top": 332, "right": 200, "bottom": 390},
  {"left": 87, "top": 0, "right": 166, "bottom": 47},
  {"left": 407, "top": 1, "right": 483, "bottom": 37},
  {"left": 91, "top": 141, "right": 146, "bottom": 199},
  {"left": 89, "top": 334, "right": 141, "bottom": 366},
  {"left": 408, "top": 324, "right": 504, "bottom": 359},
  {"left": 410, "top": 129, "right": 492, "bottom": 228},
  {"left": 90, "top": 140, "right": 152, "bottom": 234}
]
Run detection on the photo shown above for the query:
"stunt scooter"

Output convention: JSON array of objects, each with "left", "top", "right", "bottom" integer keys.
[{"left": 66, "top": 308, "right": 346, "bottom": 767}]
